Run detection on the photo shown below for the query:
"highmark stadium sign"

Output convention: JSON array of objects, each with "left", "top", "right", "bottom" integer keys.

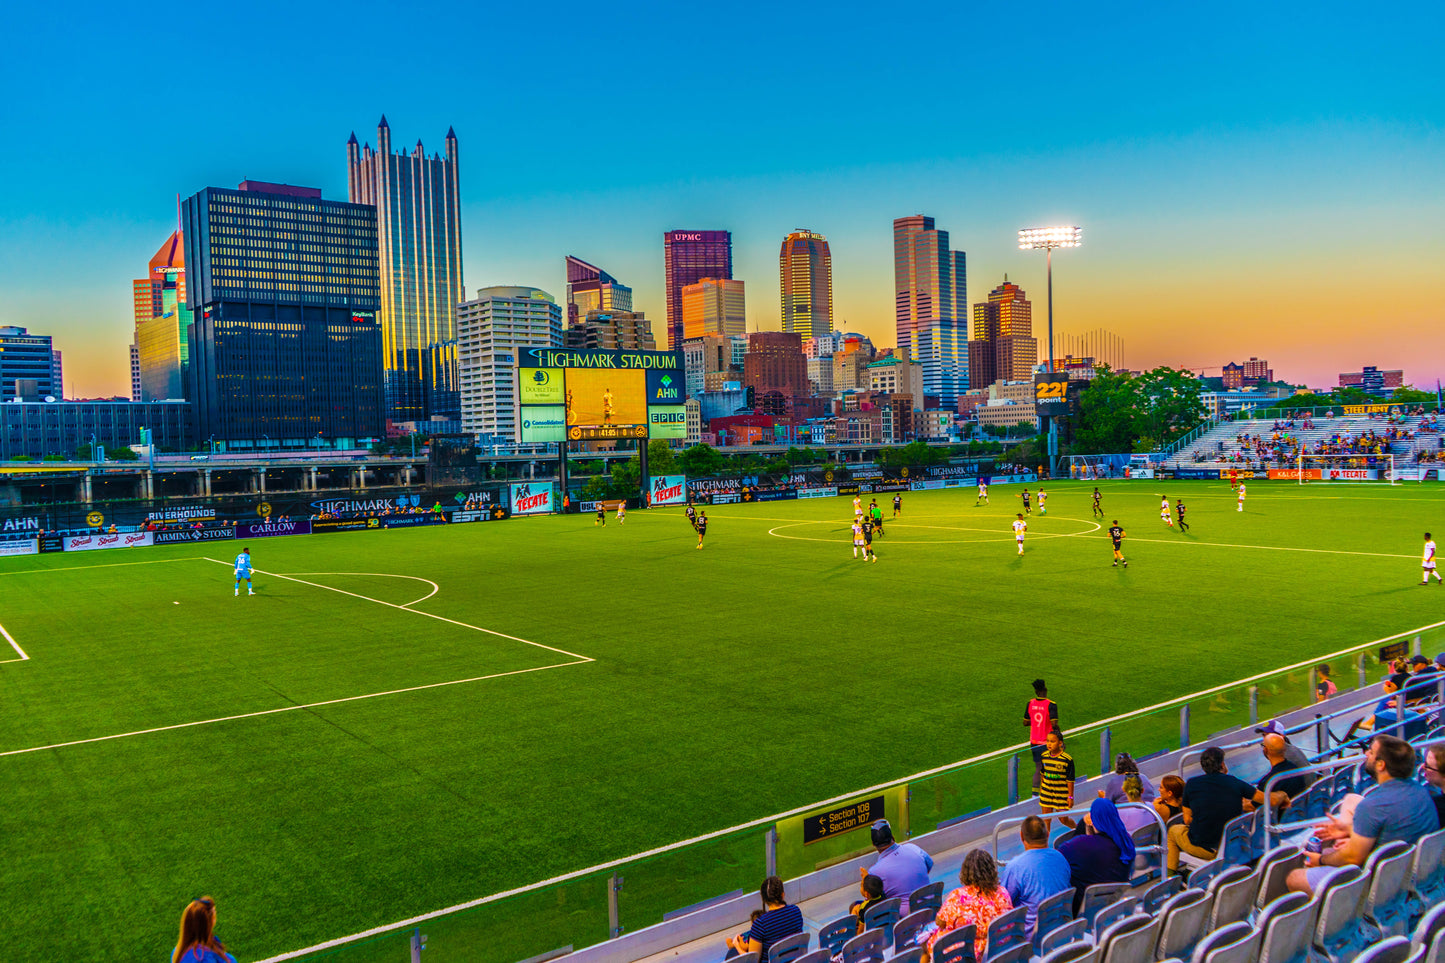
[{"left": 516, "top": 347, "right": 685, "bottom": 443}]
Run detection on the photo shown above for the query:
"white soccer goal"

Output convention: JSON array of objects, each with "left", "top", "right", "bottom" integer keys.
[{"left": 1294, "top": 452, "right": 1398, "bottom": 485}]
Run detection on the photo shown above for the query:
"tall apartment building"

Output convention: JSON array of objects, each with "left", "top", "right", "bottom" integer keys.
[
  {"left": 181, "top": 180, "right": 384, "bottom": 447},
  {"left": 681, "top": 277, "right": 745, "bottom": 339},
  {"left": 894, "top": 215, "right": 966, "bottom": 408},
  {"left": 868, "top": 355, "right": 923, "bottom": 400},
  {"left": 0, "top": 327, "right": 58, "bottom": 400},
  {"left": 683, "top": 333, "right": 745, "bottom": 397},
  {"left": 969, "top": 278, "right": 1038, "bottom": 386},
  {"left": 133, "top": 230, "right": 192, "bottom": 401},
  {"left": 347, "top": 117, "right": 463, "bottom": 422},
  {"left": 1339, "top": 366, "right": 1404, "bottom": 395},
  {"left": 743, "top": 331, "right": 808, "bottom": 403},
  {"left": 563, "top": 310, "right": 656, "bottom": 351},
  {"left": 779, "top": 230, "right": 833, "bottom": 340},
  {"left": 456, "top": 287, "right": 562, "bottom": 440},
  {"left": 565, "top": 255, "right": 633, "bottom": 327},
  {"left": 664, "top": 230, "right": 732, "bottom": 351}
]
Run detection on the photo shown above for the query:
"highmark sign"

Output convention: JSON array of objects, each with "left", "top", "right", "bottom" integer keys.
[{"left": 518, "top": 347, "right": 683, "bottom": 371}]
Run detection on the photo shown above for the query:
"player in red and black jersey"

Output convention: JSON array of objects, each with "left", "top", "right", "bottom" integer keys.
[
  {"left": 1109, "top": 520, "right": 1127, "bottom": 567},
  {"left": 695, "top": 511, "right": 708, "bottom": 549}
]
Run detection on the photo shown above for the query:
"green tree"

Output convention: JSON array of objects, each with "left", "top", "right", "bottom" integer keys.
[
  {"left": 1133, "top": 367, "right": 1206, "bottom": 450},
  {"left": 645, "top": 439, "right": 679, "bottom": 475},
  {"left": 105, "top": 446, "right": 139, "bottom": 462},
  {"left": 1391, "top": 386, "right": 1435, "bottom": 404},
  {"left": 1072, "top": 365, "right": 1205, "bottom": 453},
  {"left": 677, "top": 443, "right": 725, "bottom": 477}
]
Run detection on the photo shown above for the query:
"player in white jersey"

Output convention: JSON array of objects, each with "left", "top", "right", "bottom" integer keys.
[
  {"left": 616, "top": 502, "right": 626, "bottom": 525},
  {"left": 1424, "top": 533, "right": 1442, "bottom": 586},
  {"left": 853, "top": 495, "right": 863, "bottom": 519},
  {"left": 852, "top": 520, "right": 866, "bottom": 559},
  {"left": 976, "top": 481, "right": 989, "bottom": 506},
  {"left": 1160, "top": 496, "right": 1173, "bottom": 527},
  {"left": 1012, "top": 514, "right": 1028, "bottom": 555},
  {"left": 233, "top": 547, "right": 254, "bottom": 596},
  {"left": 1237, "top": 483, "right": 1247, "bottom": 512},
  {"left": 1037, "top": 487, "right": 1048, "bottom": 515}
]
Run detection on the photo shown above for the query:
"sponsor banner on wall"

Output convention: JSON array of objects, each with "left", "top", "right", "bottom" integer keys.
[
  {"left": 836, "top": 484, "right": 862, "bottom": 496},
  {"left": 237, "top": 520, "right": 313, "bottom": 539},
  {"left": 66, "top": 532, "right": 155, "bottom": 552},
  {"left": 647, "top": 405, "right": 687, "bottom": 439},
  {"left": 384, "top": 514, "right": 448, "bottom": 529},
  {"left": 1269, "top": 469, "right": 1320, "bottom": 480},
  {"left": 154, "top": 528, "right": 238, "bottom": 545},
  {"left": 910, "top": 480, "right": 946, "bottom": 491},
  {"left": 452, "top": 506, "right": 510, "bottom": 523},
  {"left": 146, "top": 505, "right": 217, "bottom": 523},
  {"left": 313, "top": 517, "right": 382, "bottom": 534},
  {"left": 1129, "top": 468, "right": 1156, "bottom": 480},
  {"left": 852, "top": 467, "right": 884, "bottom": 480},
  {"left": 797, "top": 486, "right": 837, "bottom": 499},
  {"left": 871, "top": 481, "right": 911, "bottom": 492},
  {"left": 742, "top": 488, "right": 798, "bottom": 502},
  {"left": 709, "top": 492, "right": 742, "bottom": 504},
  {"left": 39, "top": 535, "right": 64, "bottom": 552},
  {"left": 1326, "top": 468, "right": 1379, "bottom": 480},
  {"left": 1, "top": 516, "right": 41, "bottom": 536},
  {"left": 519, "top": 406, "right": 567, "bottom": 443},
  {"left": 0, "top": 539, "right": 38, "bottom": 557},
  {"left": 312, "top": 495, "right": 424, "bottom": 515},
  {"left": 510, "top": 482, "right": 554, "bottom": 516},
  {"left": 1173, "top": 468, "right": 1222, "bottom": 480},
  {"left": 518, "top": 368, "right": 565, "bottom": 405},
  {"left": 650, "top": 474, "right": 687, "bottom": 506}
]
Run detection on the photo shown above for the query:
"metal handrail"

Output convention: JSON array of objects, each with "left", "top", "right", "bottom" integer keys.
[
  {"left": 1259, "top": 755, "right": 1368, "bottom": 853},
  {"left": 990, "top": 800, "right": 1168, "bottom": 883}
]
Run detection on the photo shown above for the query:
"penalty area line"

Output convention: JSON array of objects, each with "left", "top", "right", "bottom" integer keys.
[
  {"left": 0, "top": 620, "right": 28, "bottom": 662},
  {"left": 0, "top": 660, "right": 588, "bottom": 758}
]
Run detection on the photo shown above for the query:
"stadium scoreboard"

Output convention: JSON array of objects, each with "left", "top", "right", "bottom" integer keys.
[{"left": 516, "top": 347, "right": 686, "bottom": 443}]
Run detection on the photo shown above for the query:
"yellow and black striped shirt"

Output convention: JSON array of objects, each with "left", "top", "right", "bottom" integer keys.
[{"left": 1039, "top": 750, "right": 1076, "bottom": 808}]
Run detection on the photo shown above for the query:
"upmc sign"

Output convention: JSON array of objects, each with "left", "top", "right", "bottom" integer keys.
[{"left": 510, "top": 482, "right": 553, "bottom": 516}]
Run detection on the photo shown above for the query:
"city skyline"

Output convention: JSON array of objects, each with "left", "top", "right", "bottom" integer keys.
[{"left": 1, "top": 2, "right": 1440, "bottom": 397}]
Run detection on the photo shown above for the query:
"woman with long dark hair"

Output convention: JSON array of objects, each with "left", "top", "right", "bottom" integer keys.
[
  {"left": 724, "top": 876, "right": 803, "bottom": 959},
  {"left": 172, "top": 896, "right": 236, "bottom": 963}
]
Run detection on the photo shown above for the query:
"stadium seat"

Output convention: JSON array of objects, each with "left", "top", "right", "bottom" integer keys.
[
  {"left": 1040, "top": 919, "right": 1088, "bottom": 958},
  {"left": 1097, "top": 915, "right": 1161, "bottom": 963},
  {"left": 932, "top": 923, "right": 978, "bottom": 963},
  {"left": 1131, "top": 824, "right": 1163, "bottom": 885},
  {"left": 1078, "top": 883, "right": 1130, "bottom": 931},
  {"left": 1040, "top": 940, "right": 1099, "bottom": 963},
  {"left": 1351, "top": 936, "right": 1414, "bottom": 963},
  {"left": 1141, "top": 875, "right": 1184, "bottom": 914},
  {"left": 983, "top": 905, "right": 1028, "bottom": 960},
  {"left": 1154, "top": 887, "right": 1213, "bottom": 963},
  {"left": 1033, "top": 888, "right": 1077, "bottom": 954},
  {"left": 1189, "top": 921, "right": 1256, "bottom": 963},
  {"left": 1412, "top": 904, "right": 1445, "bottom": 957},
  {"left": 1312, "top": 865, "right": 1372, "bottom": 963},
  {"left": 985, "top": 944, "right": 1032, "bottom": 963},
  {"left": 767, "top": 931, "right": 811, "bottom": 963},
  {"left": 732, "top": 954, "right": 761, "bottom": 963},
  {"left": 1408, "top": 829, "right": 1445, "bottom": 917},
  {"left": 893, "top": 909, "right": 935, "bottom": 953},
  {"left": 864, "top": 897, "right": 902, "bottom": 947},
  {"left": 791, "top": 951, "right": 830, "bottom": 963},
  {"left": 842, "top": 928, "right": 887, "bottom": 963},
  {"left": 1219, "top": 811, "right": 1257, "bottom": 867},
  {"left": 819, "top": 915, "right": 859, "bottom": 956},
  {"left": 1188, "top": 858, "right": 1225, "bottom": 893},
  {"left": 1255, "top": 891, "right": 1313, "bottom": 963},
  {"left": 1255, "top": 845, "right": 1306, "bottom": 916},
  {"left": 1364, "top": 841, "right": 1417, "bottom": 939},
  {"left": 1206, "top": 864, "right": 1259, "bottom": 929},
  {"left": 1092, "top": 897, "right": 1140, "bottom": 938},
  {"left": 1296, "top": 780, "right": 1331, "bottom": 821},
  {"left": 888, "top": 948, "right": 925, "bottom": 963},
  {"left": 910, "top": 881, "right": 945, "bottom": 914},
  {"left": 1424, "top": 928, "right": 1445, "bottom": 963}
]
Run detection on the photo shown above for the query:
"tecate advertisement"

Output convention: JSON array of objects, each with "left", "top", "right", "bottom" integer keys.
[
  {"left": 66, "top": 532, "right": 155, "bottom": 552},
  {"left": 650, "top": 474, "right": 687, "bottom": 506},
  {"left": 0, "top": 539, "right": 39, "bottom": 557},
  {"left": 510, "top": 483, "right": 554, "bottom": 516}
]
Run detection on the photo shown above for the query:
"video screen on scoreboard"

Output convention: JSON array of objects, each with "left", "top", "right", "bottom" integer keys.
[{"left": 565, "top": 369, "right": 646, "bottom": 427}]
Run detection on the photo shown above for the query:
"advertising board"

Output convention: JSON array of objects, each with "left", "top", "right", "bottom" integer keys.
[
  {"left": 1, "top": 516, "right": 40, "bottom": 536},
  {"left": 0, "top": 539, "right": 38, "bottom": 557},
  {"left": 645, "top": 369, "right": 684, "bottom": 405},
  {"left": 1130, "top": 468, "right": 1156, "bottom": 480},
  {"left": 1326, "top": 468, "right": 1379, "bottom": 481},
  {"left": 519, "top": 406, "right": 566, "bottom": 443},
  {"left": 39, "top": 535, "right": 63, "bottom": 552},
  {"left": 741, "top": 488, "right": 798, "bottom": 502},
  {"left": 649, "top": 474, "right": 687, "bottom": 507},
  {"left": 566, "top": 368, "right": 645, "bottom": 428},
  {"left": 1034, "top": 372, "right": 1071, "bottom": 416},
  {"left": 146, "top": 505, "right": 217, "bottom": 523},
  {"left": 647, "top": 405, "right": 687, "bottom": 439},
  {"left": 797, "top": 486, "right": 838, "bottom": 498},
  {"left": 452, "top": 506, "right": 510, "bottom": 523},
  {"left": 66, "top": 532, "right": 155, "bottom": 552},
  {"left": 154, "top": 528, "right": 238, "bottom": 545},
  {"left": 237, "top": 520, "right": 312, "bottom": 539},
  {"left": 510, "top": 482, "right": 554, "bottom": 516},
  {"left": 312, "top": 517, "right": 382, "bottom": 533},
  {"left": 518, "top": 368, "right": 565, "bottom": 405},
  {"left": 383, "top": 514, "right": 447, "bottom": 528}
]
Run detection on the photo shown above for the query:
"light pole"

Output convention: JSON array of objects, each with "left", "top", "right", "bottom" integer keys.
[
  {"left": 1018, "top": 225, "right": 1082, "bottom": 476},
  {"left": 262, "top": 434, "right": 270, "bottom": 456}
]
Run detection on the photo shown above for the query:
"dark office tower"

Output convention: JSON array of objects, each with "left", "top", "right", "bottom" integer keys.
[
  {"left": 182, "top": 181, "right": 385, "bottom": 449},
  {"left": 565, "top": 255, "right": 633, "bottom": 327},
  {"left": 0, "top": 327, "right": 58, "bottom": 400},
  {"left": 664, "top": 230, "right": 732, "bottom": 351},
  {"left": 347, "top": 117, "right": 463, "bottom": 423},
  {"left": 894, "top": 215, "right": 966, "bottom": 407}
]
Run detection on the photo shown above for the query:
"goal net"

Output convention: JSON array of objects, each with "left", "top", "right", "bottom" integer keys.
[{"left": 1293, "top": 453, "right": 1398, "bottom": 485}]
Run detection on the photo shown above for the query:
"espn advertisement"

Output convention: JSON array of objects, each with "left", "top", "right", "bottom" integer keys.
[
  {"left": 510, "top": 482, "right": 554, "bottom": 516},
  {"left": 649, "top": 474, "right": 687, "bottom": 507},
  {"left": 65, "top": 532, "right": 155, "bottom": 552}
]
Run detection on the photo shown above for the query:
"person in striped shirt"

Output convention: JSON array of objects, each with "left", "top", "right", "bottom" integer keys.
[
  {"left": 724, "top": 876, "right": 803, "bottom": 960},
  {"left": 1039, "top": 731, "right": 1077, "bottom": 827}
]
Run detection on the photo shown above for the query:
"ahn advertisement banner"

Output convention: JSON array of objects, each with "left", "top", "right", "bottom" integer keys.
[
  {"left": 0, "top": 539, "right": 38, "bottom": 557},
  {"left": 510, "top": 482, "right": 554, "bottom": 516},
  {"left": 66, "top": 532, "right": 155, "bottom": 552},
  {"left": 154, "top": 528, "right": 238, "bottom": 545},
  {"left": 649, "top": 474, "right": 687, "bottom": 506},
  {"left": 237, "top": 520, "right": 313, "bottom": 539}
]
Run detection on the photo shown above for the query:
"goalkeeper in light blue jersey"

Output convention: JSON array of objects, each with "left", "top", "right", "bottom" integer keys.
[{"left": 234, "top": 547, "right": 254, "bottom": 597}]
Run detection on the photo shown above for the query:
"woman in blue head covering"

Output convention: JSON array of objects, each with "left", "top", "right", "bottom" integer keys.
[{"left": 1057, "top": 798, "right": 1136, "bottom": 914}]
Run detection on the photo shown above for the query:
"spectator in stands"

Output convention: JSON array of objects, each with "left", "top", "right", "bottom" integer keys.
[
  {"left": 1421, "top": 742, "right": 1445, "bottom": 828},
  {"left": 1101, "top": 752, "right": 1156, "bottom": 804},
  {"left": 1059, "top": 798, "right": 1135, "bottom": 913},
  {"left": 1038, "top": 731, "right": 1077, "bottom": 827},
  {"left": 862, "top": 819, "right": 933, "bottom": 914},
  {"left": 1155, "top": 775, "right": 1185, "bottom": 823},
  {"left": 1255, "top": 721, "right": 1311, "bottom": 774},
  {"left": 1287, "top": 734, "right": 1439, "bottom": 895},
  {"left": 1256, "top": 733, "right": 1308, "bottom": 812},
  {"left": 999, "top": 815, "right": 1071, "bottom": 941},
  {"left": 1167, "top": 747, "right": 1256, "bottom": 874},
  {"left": 850, "top": 874, "right": 886, "bottom": 934},
  {"left": 1316, "top": 664, "right": 1338, "bottom": 702},
  {"left": 1344, "top": 673, "right": 1411, "bottom": 740},
  {"left": 172, "top": 896, "right": 236, "bottom": 963},
  {"left": 1117, "top": 776, "right": 1156, "bottom": 833},
  {"left": 927, "top": 849, "right": 1013, "bottom": 960},
  {"left": 724, "top": 876, "right": 803, "bottom": 959}
]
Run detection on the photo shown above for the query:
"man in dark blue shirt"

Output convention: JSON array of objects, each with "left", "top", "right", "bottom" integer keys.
[{"left": 1167, "top": 747, "right": 1255, "bottom": 872}]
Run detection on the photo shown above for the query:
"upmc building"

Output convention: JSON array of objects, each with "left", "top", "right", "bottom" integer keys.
[{"left": 663, "top": 230, "right": 732, "bottom": 351}]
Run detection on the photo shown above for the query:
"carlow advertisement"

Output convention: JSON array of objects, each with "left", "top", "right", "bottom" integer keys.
[{"left": 510, "top": 482, "right": 554, "bottom": 516}]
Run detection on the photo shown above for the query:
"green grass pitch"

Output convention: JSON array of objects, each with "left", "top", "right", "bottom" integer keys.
[{"left": 1, "top": 480, "right": 1442, "bottom": 962}]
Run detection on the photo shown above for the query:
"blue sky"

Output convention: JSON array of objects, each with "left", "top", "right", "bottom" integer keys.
[{"left": 1, "top": 1, "right": 1441, "bottom": 395}]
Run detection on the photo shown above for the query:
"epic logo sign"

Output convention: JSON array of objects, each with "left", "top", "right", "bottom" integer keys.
[{"left": 510, "top": 483, "right": 553, "bottom": 516}]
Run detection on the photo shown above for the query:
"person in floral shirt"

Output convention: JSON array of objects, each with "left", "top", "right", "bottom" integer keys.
[{"left": 925, "top": 849, "right": 1013, "bottom": 960}]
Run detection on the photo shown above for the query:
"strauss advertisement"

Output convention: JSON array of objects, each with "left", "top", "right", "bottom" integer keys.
[
  {"left": 649, "top": 474, "right": 687, "bottom": 507},
  {"left": 510, "top": 482, "right": 554, "bottom": 516},
  {"left": 66, "top": 532, "right": 155, "bottom": 552}
]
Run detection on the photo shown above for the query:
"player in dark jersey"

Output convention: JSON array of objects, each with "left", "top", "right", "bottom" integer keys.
[
  {"left": 861, "top": 517, "right": 877, "bottom": 562},
  {"left": 1018, "top": 489, "right": 1032, "bottom": 514},
  {"left": 1175, "top": 498, "right": 1189, "bottom": 533},
  {"left": 1091, "top": 487, "right": 1103, "bottom": 518},
  {"left": 1109, "top": 520, "right": 1127, "bottom": 567},
  {"left": 892, "top": 494, "right": 902, "bottom": 517},
  {"left": 595, "top": 503, "right": 606, "bottom": 526},
  {"left": 695, "top": 511, "right": 708, "bottom": 549},
  {"left": 685, "top": 503, "right": 697, "bottom": 530}
]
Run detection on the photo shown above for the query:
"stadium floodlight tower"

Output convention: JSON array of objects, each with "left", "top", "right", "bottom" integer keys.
[{"left": 1018, "top": 225, "right": 1083, "bottom": 476}]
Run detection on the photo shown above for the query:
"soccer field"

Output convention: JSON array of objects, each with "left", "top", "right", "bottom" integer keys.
[{"left": 1, "top": 480, "right": 1442, "bottom": 962}]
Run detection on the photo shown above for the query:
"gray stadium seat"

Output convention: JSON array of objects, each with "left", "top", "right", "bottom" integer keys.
[
  {"left": 767, "top": 931, "right": 810, "bottom": 963},
  {"left": 1079, "top": 883, "right": 1130, "bottom": 931},
  {"left": 1092, "top": 897, "right": 1139, "bottom": 938},
  {"left": 1188, "top": 858, "right": 1225, "bottom": 892},
  {"left": 1255, "top": 891, "right": 1313, "bottom": 963},
  {"left": 1219, "top": 811, "right": 1257, "bottom": 867},
  {"left": 1312, "top": 865, "right": 1372, "bottom": 963},
  {"left": 1425, "top": 928, "right": 1445, "bottom": 963},
  {"left": 1033, "top": 888, "right": 1076, "bottom": 953},
  {"left": 984, "top": 905, "right": 1028, "bottom": 960},
  {"left": 1155, "top": 887, "right": 1212, "bottom": 963},
  {"left": 1352, "top": 936, "right": 1414, "bottom": 963},
  {"left": 819, "top": 915, "right": 859, "bottom": 956},
  {"left": 1190, "top": 921, "right": 1256, "bottom": 963},
  {"left": 1098, "top": 915, "right": 1161, "bottom": 963},
  {"left": 732, "top": 954, "right": 761, "bottom": 963},
  {"left": 1255, "top": 845, "right": 1306, "bottom": 915},
  {"left": 1142, "top": 875, "right": 1185, "bottom": 914},
  {"left": 984, "top": 944, "right": 1032, "bottom": 963},
  {"left": 1365, "top": 841, "right": 1416, "bottom": 939},
  {"left": 910, "top": 881, "right": 945, "bottom": 914},
  {"left": 1411, "top": 903, "right": 1445, "bottom": 956},
  {"left": 842, "top": 928, "right": 886, "bottom": 963},
  {"left": 1040, "top": 920, "right": 1088, "bottom": 958},
  {"left": 1040, "top": 940, "right": 1099, "bottom": 963},
  {"left": 932, "top": 923, "right": 978, "bottom": 963},
  {"left": 864, "top": 897, "right": 902, "bottom": 947},
  {"left": 791, "top": 951, "right": 830, "bottom": 963},
  {"left": 889, "top": 948, "right": 925, "bottom": 963},
  {"left": 1207, "top": 864, "right": 1259, "bottom": 929},
  {"left": 893, "top": 909, "right": 935, "bottom": 953},
  {"left": 1131, "top": 823, "right": 1163, "bottom": 885},
  {"left": 1408, "top": 829, "right": 1445, "bottom": 915}
]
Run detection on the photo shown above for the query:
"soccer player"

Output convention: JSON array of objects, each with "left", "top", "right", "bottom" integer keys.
[
  {"left": 1160, "top": 496, "right": 1173, "bottom": 527},
  {"left": 616, "top": 501, "right": 626, "bottom": 525},
  {"left": 852, "top": 519, "right": 865, "bottom": 559},
  {"left": 1109, "top": 520, "right": 1127, "bottom": 567},
  {"left": 233, "top": 547, "right": 254, "bottom": 597},
  {"left": 595, "top": 503, "right": 606, "bottom": 526},
  {"left": 685, "top": 503, "right": 697, "bottom": 530},
  {"left": 1013, "top": 513, "right": 1028, "bottom": 555},
  {"left": 1229, "top": 467, "right": 1240, "bottom": 491},
  {"left": 1237, "top": 483, "right": 1247, "bottom": 512},
  {"left": 1091, "top": 487, "right": 1103, "bottom": 518},
  {"left": 1018, "top": 489, "right": 1031, "bottom": 515},
  {"left": 695, "top": 511, "right": 708, "bottom": 549},
  {"left": 870, "top": 501, "right": 884, "bottom": 536},
  {"left": 1175, "top": 498, "right": 1189, "bottom": 533},
  {"left": 893, "top": 493, "right": 902, "bottom": 517},
  {"left": 976, "top": 480, "right": 989, "bottom": 506},
  {"left": 1037, "top": 487, "right": 1048, "bottom": 516},
  {"left": 861, "top": 517, "right": 877, "bottom": 562},
  {"left": 853, "top": 495, "right": 863, "bottom": 519},
  {"left": 1025, "top": 679, "right": 1059, "bottom": 796},
  {"left": 1424, "top": 533, "right": 1442, "bottom": 586}
]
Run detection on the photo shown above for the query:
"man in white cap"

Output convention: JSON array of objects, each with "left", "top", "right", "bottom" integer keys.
[{"left": 1255, "top": 720, "right": 1311, "bottom": 775}]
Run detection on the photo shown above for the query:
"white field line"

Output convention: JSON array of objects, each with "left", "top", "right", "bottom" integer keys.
[
  {"left": 0, "top": 620, "right": 28, "bottom": 663},
  {"left": 0, "top": 661, "right": 586, "bottom": 758},
  {"left": 1109, "top": 536, "right": 1418, "bottom": 559},
  {"left": 204, "top": 560, "right": 593, "bottom": 663},
  {"left": 253, "top": 615, "right": 1445, "bottom": 963},
  {"left": 285, "top": 572, "right": 439, "bottom": 608},
  {"left": 0, "top": 557, "right": 208, "bottom": 576}
]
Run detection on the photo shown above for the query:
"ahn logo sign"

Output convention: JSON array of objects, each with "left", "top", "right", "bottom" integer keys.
[
  {"left": 646, "top": 367, "right": 684, "bottom": 403},
  {"left": 510, "top": 482, "right": 554, "bottom": 516}
]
